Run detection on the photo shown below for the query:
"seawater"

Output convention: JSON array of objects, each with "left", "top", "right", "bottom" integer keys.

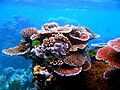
[{"left": 0, "top": 0, "right": 120, "bottom": 89}]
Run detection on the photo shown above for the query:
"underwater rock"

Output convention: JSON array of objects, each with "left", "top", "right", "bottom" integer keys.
[{"left": 96, "top": 38, "right": 120, "bottom": 68}]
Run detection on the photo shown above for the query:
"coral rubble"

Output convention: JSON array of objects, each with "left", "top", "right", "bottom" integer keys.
[{"left": 2, "top": 22, "right": 99, "bottom": 89}]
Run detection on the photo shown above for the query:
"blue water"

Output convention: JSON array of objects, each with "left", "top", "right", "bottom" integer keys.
[
  {"left": 0, "top": 0, "right": 120, "bottom": 68},
  {"left": 0, "top": 0, "right": 120, "bottom": 88}
]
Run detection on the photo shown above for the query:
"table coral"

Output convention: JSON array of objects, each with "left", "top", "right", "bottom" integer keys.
[
  {"left": 96, "top": 38, "right": 120, "bottom": 68},
  {"left": 54, "top": 67, "right": 82, "bottom": 76},
  {"left": 108, "top": 38, "right": 120, "bottom": 52},
  {"left": 2, "top": 40, "right": 30, "bottom": 56},
  {"left": 63, "top": 53, "right": 86, "bottom": 67}
]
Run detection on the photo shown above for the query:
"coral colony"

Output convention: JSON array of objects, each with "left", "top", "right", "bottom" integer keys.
[
  {"left": 96, "top": 38, "right": 120, "bottom": 68},
  {"left": 2, "top": 22, "right": 100, "bottom": 89},
  {"left": 96, "top": 38, "right": 120, "bottom": 79}
]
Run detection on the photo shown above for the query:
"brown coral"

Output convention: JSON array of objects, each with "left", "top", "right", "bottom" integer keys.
[
  {"left": 81, "top": 60, "right": 91, "bottom": 71},
  {"left": 108, "top": 38, "right": 120, "bottom": 52},
  {"left": 42, "top": 22, "right": 59, "bottom": 32},
  {"left": 69, "top": 42, "right": 88, "bottom": 52},
  {"left": 69, "top": 26, "right": 98, "bottom": 41},
  {"left": 2, "top": 40, "right": 30, "bottom": 56},
  {"left": 54, "top": 67, "right": 82, "bottom": 76},
  {"left": 83, "top": 61, "right": 111, "bottom": 90},
  {"left": 21, "top": 27, "right": 37, "bottom": 39},
  {"left": 96, "top": 46, "right": 120, "bottom": 68},
  {"left": 63, "top": 53, "right": 86, "bottom": 67},
  {"left": 42, "top": 34, "right": 72, "bottom": 48},
  {"left": 69, "top": 26, "right": 90, "bottom": 41},
  {"left": 58, "top": 26, "right": 72, "bottom": 33},
  {"left": 2, "top": 46, "right": 30, "bottom": 56}
]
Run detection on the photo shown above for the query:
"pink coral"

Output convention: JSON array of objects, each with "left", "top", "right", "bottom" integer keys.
[
  {"left": 54, "top": 67, "right": 82, "bottom": 76},
  {"left": 96, "top": 46, "right": 120, "bottom": 68},
  {"left": 63, "top": 53, "right": 86, "bottom": 67},
  {"left": 21, "top": 28, "right": 37, "bottom": 39},
  {"left": 42, "top": 22, "right": 59, "bottom": 33},
  {"left": 69, "top": 26, "right": 93, "bottom": 41},
  {"left": 108, "top": 38, "right": 120, "bottom": 52},
  {"left": 69, "top": 42, "right": 88, "bottom": 52}
]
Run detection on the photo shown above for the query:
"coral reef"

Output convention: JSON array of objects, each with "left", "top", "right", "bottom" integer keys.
[
  {"left": 22, "top": 28, "right": 38, "bottom": 40},
  {"left": 95, "top": 38, "right": 120, "bottom": 89},
  {"left": 0, "top": 66, "right": 33, "bottom": 90},
  {"left": 2, "top": 40, "right": 30, "bottom": 56},
  {"left": 108, "top": 38, "right": 120, "bottom": 52},
  {"left": 83, "top": 61, "right": 111, "bottom": 90},
  {"left": 2, "top": 22, "right": 99, "bottom": 89},
  {"left": 96, "top": 38, "right": 120, "bottom": 68}
]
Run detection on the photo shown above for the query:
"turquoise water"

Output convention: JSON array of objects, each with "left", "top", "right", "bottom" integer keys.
[
  {"left": 1, "top": 0, "right": 120, "bottom": 69},
  {"left": 0, "top": 0, "right": 120, "bottom": 71},
  {"left": 0, "top": 0, "right": 120, "bottom": 89}
]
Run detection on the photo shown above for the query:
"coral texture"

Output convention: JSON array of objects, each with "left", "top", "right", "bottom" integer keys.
[
  {"left": 96, "top": 38, "right": 120, "bottom": 68},
  {"left": 2, "top": 22, "right": 99, "bottom": 89},
  {"left": 22, "top": 28, "right": 37, "bottom": 39},
  {"left": 108, "top": 38, "right": 120, "bottom": 52},
  {"left": 2, "top": 40, "right": 30, "bottom": 56},
  {"left": 83, "top": 61, "right": 111, "bottom": 90}
]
